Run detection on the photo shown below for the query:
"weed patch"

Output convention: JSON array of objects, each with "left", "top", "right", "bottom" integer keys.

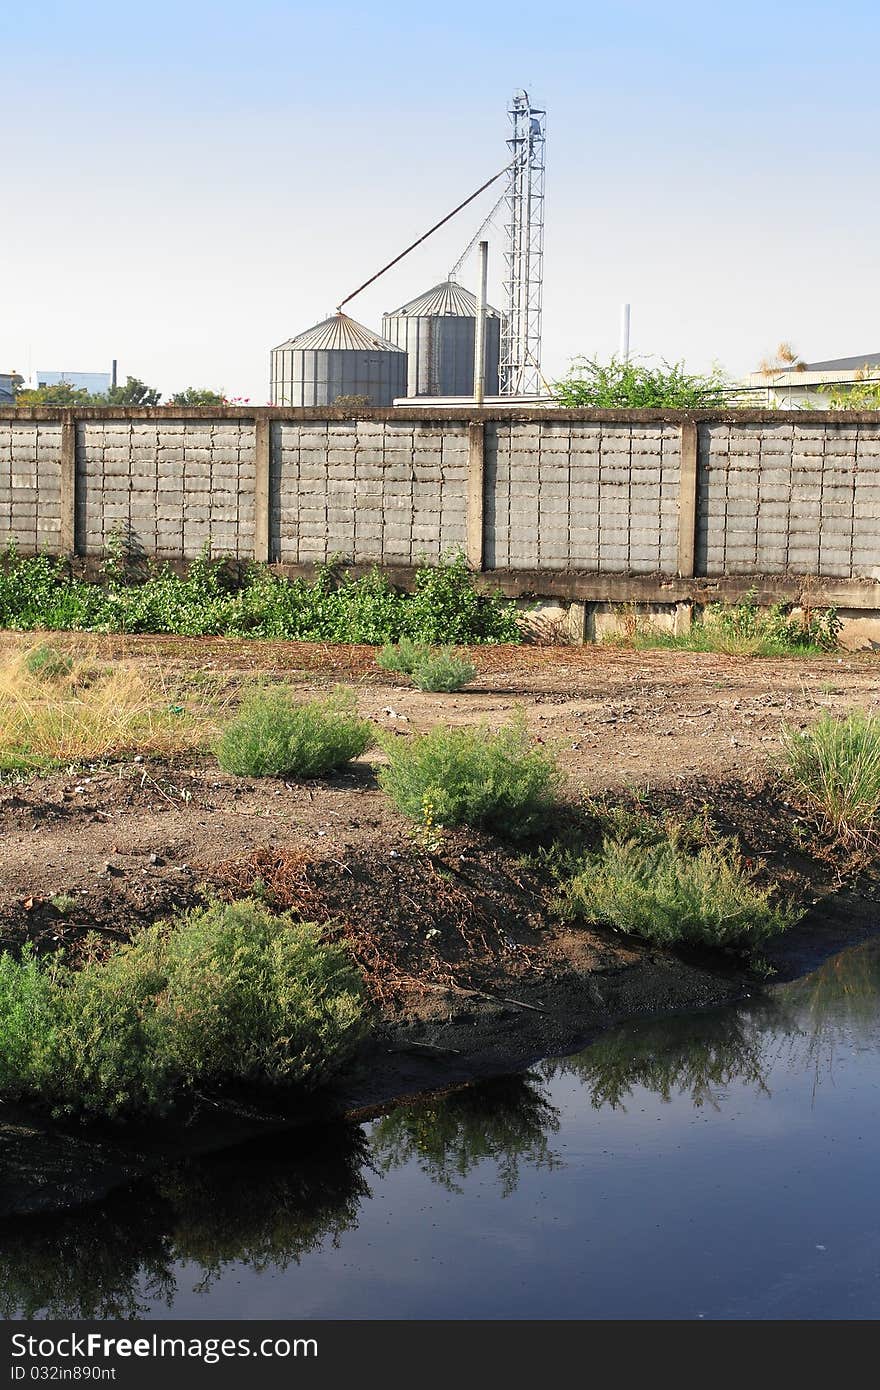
[
  {"left": 0, "top": 547, "right": 521, "bottom": 646},
  {"left": 0, "top": 646, "right": 204, "bottom": 772},
  {"left": 783, "top": 710, "right": 880, "bottom": 841},
  {"left": 604, "top": 590, "right": 841, "bottom": 656},
  {"left": 216, "top": 686, "right": 373, "bottom": 778},
  {"left": 0, "top": 899, "right": 365, "bottom": 1119},
  {"left": 379, "top": 715, "right": 560, "bottom": 838}
]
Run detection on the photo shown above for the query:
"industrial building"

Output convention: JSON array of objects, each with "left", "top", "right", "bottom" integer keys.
[
  {"left": 34, "top": 368, "right": 112, "bottom": 395},
  {"left": 382, "top": 279, "right": 501, "bottom": 398},
  {"left": 269, "top": 91, "right": 547, "bottom": 408},
  {"left": 270, "top": 313, "right": 407, "bottom": 407}
]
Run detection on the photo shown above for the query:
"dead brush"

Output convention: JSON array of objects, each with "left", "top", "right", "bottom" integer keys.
[
  {"left": 0, "top": 642, "right": 210, "bottom": 771},
  {"left": 208, "top": 845, "right": 536, "bottom": 1011}
]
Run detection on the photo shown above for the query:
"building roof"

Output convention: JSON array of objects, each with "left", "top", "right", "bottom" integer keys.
[
  {"left": 385, "top": 279, "right": 501, "bottom": 318},
  {"left": 274, "top": 313, "right": 405, "bottom": 353},
  {"left": 804, "top": 352, "right": 880, "bottom": 371}
]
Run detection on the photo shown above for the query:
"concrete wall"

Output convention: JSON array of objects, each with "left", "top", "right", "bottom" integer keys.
[
  {"left": 74, "top": 417, "right": 256, "bottom": 560},
  {"left": 271, "top": 419, "right": 467, "bottom": 565},
  {"left": 0, "top": 418, "right": 63, "bottom": 552},
  {"left": 485, "top": 420, "right": 681, "bottom": 572},
  {"left": 1, "top": 408, "right": 879, "bottom": 612}
]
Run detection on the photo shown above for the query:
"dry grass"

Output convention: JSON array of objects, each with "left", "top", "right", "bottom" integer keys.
[{"left": 0, "top": 642, "right": 213, "bottom": 772}]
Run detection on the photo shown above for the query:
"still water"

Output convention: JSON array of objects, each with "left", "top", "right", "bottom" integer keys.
[{"left": 4, "top": 939, "right": 880, "bottom": 1321}]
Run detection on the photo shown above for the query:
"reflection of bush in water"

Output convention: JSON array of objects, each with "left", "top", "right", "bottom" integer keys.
[
  {"left": 0, "top": 1123, "right": 369, "bottom": 1319},
  {"left": 370, "top": 1075, "right": 561, "bottom": 1197},
  {"left": 786, "top": 939, "right": 880, "bottom": 1038},
  {"left": 546, "top": 1011, "right": 772, "bottom": 1111}
]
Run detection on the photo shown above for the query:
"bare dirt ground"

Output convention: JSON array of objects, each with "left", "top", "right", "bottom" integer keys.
[{"left": 1, "top": 632, "right": 876, "bottom": 985}]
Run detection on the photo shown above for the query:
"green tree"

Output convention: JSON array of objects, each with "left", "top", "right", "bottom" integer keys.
[
  {"left": 167, "top": 387, "right": 226, "bottom": 406},
  {"left": 105, "top": 376, "right": 162, "bottom": 406},
  {"left": 552, "top": 355, "right": 729, "bottom": 408},
  {"left": 13, "top": 381, "right": 98, "bottom": 406}
]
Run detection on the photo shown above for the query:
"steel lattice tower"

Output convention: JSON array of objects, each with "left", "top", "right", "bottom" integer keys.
[{"left": 500, "top": 90, "right": 546, "bottom": 396}]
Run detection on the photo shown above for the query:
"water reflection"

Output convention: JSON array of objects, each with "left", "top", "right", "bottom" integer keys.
[
  {"left": 3, "top": 937, "right": 879, "bottom": 1319},
  {"left": 0, "top": 1124, "right": 370, "bottom": 1319},
  {"left": 370, "top": 1075, "right": 562, "bottom": 1196},
  {"left": 544, "top": 1007, "right": 774, "bottom": 1110}
]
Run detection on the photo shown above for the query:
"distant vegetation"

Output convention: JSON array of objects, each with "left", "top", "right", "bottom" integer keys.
[
  {"left": 13, "top": 377, "right": 162, "bottom": 407},
  {"left": 552, "top": 356, "right": 729, "bottom": 409},
  {"left": 0, "top": 547, "right": 522, "bottom": 645},
  {"left": 0, "top": 899, "right": 364, "bottom": 1119},
  {"left": 12, "top": 378, "right": 232, "bottom": 407}
]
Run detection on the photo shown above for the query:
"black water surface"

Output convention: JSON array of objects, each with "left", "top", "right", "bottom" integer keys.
[{"left": 4, "top": 938, "right": 880, "bottom": 1320}]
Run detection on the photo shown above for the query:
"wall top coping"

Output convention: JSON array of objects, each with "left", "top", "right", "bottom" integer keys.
[{"left": 3, "top": 406, "right": 880, "bottom": 426}]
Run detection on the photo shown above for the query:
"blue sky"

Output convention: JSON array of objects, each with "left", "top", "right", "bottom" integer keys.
[{"left": 3, "top": 1, "right": 878, "bottom": 399}]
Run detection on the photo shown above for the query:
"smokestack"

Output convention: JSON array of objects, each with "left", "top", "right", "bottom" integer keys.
[
  {"left": 473, "top": 240, "right": 488, "bottom": 406},
  {"left": 111, "top": 359, "right": 118, "bottom": 389},
  {"left": 619, "top": 304, "right": 631, "bottom": 362}
]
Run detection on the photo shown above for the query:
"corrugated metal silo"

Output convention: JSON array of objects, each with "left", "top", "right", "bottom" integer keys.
[
  {"left": 270, "top": 313, "right": 408, "bottom": 406},
  {"left": 382, "top": 280, "right": 501, "bottom": 397}
]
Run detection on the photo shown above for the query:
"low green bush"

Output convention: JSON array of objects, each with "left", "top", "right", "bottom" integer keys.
[
  {"left": 410, "top": 649, "right": 477, "bottom": 693},
  {"left": 216, "top": 686, "right": 373, "bottom": 778},
  {"left": 560, "top": 828, "right": 799, "bottom": 948},
  {"left": 377, "top": 639, "right": 476, "bottom": 692},
  {"left": 378, "top": 715, "right": 560, "bottom": 837},
  {"left": 376, "top": 638, "right": 430, "bottom": 676},
  {"left": 23, "top": 644, "right": 74, "bottom": 681},
  {"left": 783, "top": 710, "right": 880, "bottom": 839},
  {"left": 606, "top": 590, "right": 841, "bottom": 657},
  {"left": 0, "top": 546, "right": 522, "bottom": 646},
  {"left": 0, "top": 900, "right": 365, "bottom": 1119}
]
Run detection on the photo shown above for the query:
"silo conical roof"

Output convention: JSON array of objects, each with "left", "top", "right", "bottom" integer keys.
[
  {"left": 387, "top": 280, "right": 501, "bottom": 319},
  {"left": 273, "top": 312, "right": 406, "bottom": 354}
]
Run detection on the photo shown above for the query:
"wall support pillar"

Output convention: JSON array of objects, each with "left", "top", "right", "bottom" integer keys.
[
  {"left": 254, "top": 416, "right": 270, "bottom": 564},
  {"left": 466, "top": 420, "right": 485, "bottom": 571},
  {"left": 59, "top": 415, "right": 77, "bottom": 554},
  {"left": 677, "top": 419, "right": 699, "bottom": 578}
]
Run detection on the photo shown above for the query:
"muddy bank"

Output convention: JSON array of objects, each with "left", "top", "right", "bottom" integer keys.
[
  {"left": 1, "top": 632, "right": 878, "bottom": 1221},
  {"left": 4, "top": 860, "right": 878, "bottom": 1223}
]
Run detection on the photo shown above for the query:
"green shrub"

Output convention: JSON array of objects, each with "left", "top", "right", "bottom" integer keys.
[
  {"left": 378, "top": 715, "right": 560, "bottom": 837},
  {"left": 401, "top": 552, "right": 521, "bottom": 645},
  {"left": 0, "top": 546, "right": 521, "bottom": 646},
  {"left": 551, "top": 355, "right": 729, "bottom": 409},
  {"left": 410, "top": 648, "right": 477, "bottom": 693},
  {"left": 0, "top": 900, "right": 365, "bottom": 1119},
  {"left": 783, "top": 710, "right": 880, "bottom": 839},
  {"left": 561, "top": 828, "right": 799, "bottom": 948},
  {"left": 608, "top": 590, "right": 841, "bottom": 656},
  {"left": 23, "top": 644, "right": 74, "bottom": 681},
  {"left": 376, "top": 637, "right": 430, "bottom": 676},
  {"left": 216, "top": 686, "right": 373, "bottom": 778}
]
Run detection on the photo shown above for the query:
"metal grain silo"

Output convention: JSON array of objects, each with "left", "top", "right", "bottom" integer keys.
[
  {"left": 382, "top": 280, "right": 501, "bottom": 398},
  {"left": 270, "top": 313, "right": 407, "bottom": 406}
]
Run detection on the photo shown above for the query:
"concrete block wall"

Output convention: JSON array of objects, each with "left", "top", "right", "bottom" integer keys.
[
  {"left": 75, "top": 418, "right": 256, "bottom": 560},
  {"left": 486, "top": 421, "right": 681, "bottom": 572},
  {"left": 272, "top": 419, "right": 468, "bottom": 564},
  {"left": 698, "top": 421, "right": 880, "bottom": 580},
  {"left": 1, "top": 408, "right": 879, "bottom": 600},
  {"left": 0, "top": 419, "right": 63, "bottom": 551}
]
